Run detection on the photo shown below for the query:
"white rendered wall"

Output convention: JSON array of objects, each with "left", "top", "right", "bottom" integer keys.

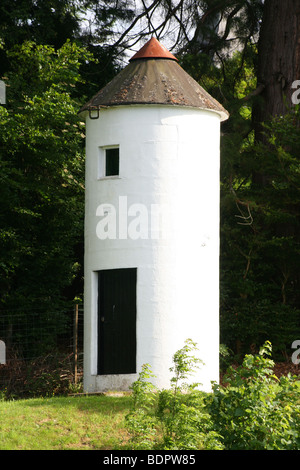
[{"left": 83, "top": 105, "right": 221, "bottom": 393}]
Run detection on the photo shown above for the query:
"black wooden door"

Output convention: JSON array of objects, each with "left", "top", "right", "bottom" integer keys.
[{"left": 98, "top": 268, "right": 137, "bottom": 375}]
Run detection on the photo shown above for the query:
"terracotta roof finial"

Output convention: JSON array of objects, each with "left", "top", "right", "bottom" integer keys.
[{"left": 130, "top": 37, "right": 178, "bottom": 62}]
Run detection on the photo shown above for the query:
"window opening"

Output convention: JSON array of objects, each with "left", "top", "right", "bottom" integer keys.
[
  {"left": 99, "top": 146, "right": 120, "bottom": 178},
  {"left": 105, "top": 148, "right": 119, "bottom": 176}
]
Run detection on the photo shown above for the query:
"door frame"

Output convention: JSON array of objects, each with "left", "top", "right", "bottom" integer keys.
[{"left": 97, "top": 267, "right": 137, "bottom": 375}]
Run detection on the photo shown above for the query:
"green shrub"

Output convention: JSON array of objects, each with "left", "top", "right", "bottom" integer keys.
[
  {"left": 126, "top": 340, "right": 300, "bottom": 450},
  {"left": 125, "top": 339, "right": 223, "bottom": 450},
  {"left": 125, "top": 363, "right": 158, "bottom": 450},
  {"left": 207, "top": 341, "right": 300, "bottom": 450}
]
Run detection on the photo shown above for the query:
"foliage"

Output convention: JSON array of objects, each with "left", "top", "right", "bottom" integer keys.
[
  {"left": 125, "top": 363, "right": 158, "bottom": 450},
  {"left": 0, "top": 0, "right": 81, "bottom": 49},
  {"left": 1, "top": 340, "right": 300, "bottom": 450},
  {"left": 125, "top": 339, "right": 223, "bottom": 450},
  {"left": 208, "top": 341, "right": 300, "bottom": 449},
  {"left": 126, "top": 340, "right": 300, "bottom": 450},
  {"left": 0, "top": 351, "right": 82, "bottom": 399},
  {"left": 220, "top": 106, "right": 300, "bottom": 358},
  {"left": 0, "top": 0, "right": 132, "bottom": 97},
  {"left": 0, "top": 41, "right": 92, "bottom": 349}
]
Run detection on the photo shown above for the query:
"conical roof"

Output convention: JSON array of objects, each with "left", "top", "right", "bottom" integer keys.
[
  {"left": 80, "top": 38, "right": 229, "bottom": 121},
  {"left": 130, "top": 37, "right": 178, "bottom": 61}
]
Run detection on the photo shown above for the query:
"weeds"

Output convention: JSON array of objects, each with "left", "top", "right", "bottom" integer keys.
[
  {"left": 0, "top": 352, "right": 82, "bottom": 399},
  {"left": 207, "top": 340, "right": 300, "bottom": 450},
  {"left": 125, "top": 339, "right": 223, "bottom": 450},
  {"left": 126, "top": 339, "right": 300, "bottom": 450},
  {"left": 2, "top": 339, "right": 300, "bottom": 450}
]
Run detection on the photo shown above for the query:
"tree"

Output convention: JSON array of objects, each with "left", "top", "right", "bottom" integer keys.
[
  {"left": 0, "top": 0, "right": 82, "bottom": 77},
  {"left": 220, "top": 107, "right": 300, "bottom": 358},
  {"left": 0, "top": 41, "right": 92, "bottom": 353},
  {"left": 0, "top": 0, "right": 132, "bottom": 355},
  {"left": 219, "top": 1, "right": 300, "bottom": 357},
  {"left": 0, "top": 0, "right": 131, "bottom": 107},
  {"left": 88, "top": 0, "right": 263, "bottom": 60},
  {"left": 253, "top": 0, "right": 300, "bottom": 139}
]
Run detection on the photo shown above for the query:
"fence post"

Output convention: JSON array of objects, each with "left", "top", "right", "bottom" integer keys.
[{"left": 74, "top": 304, "right": 78, "bottom": 384}]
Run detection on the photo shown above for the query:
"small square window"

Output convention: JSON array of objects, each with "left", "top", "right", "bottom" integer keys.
[
  {"left": 105, "top": 148, "right": 119, "bottom": 176},
  {"left": 99, "top": 146, "right": 120, "bottom": 178}
]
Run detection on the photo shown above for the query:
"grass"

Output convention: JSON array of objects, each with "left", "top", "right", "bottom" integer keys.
[{"left": 0, "top": 393, "right": 132, "bottom": 450}]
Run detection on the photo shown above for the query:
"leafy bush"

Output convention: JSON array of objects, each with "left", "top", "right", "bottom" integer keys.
[
  {"left": 126, "top": 340, "right": 300, "bottom": 450},
  {"left": 125, "top": 339, "right": 223, "bottom": 450},
  {"left": 207, "top": 341, "right": 300, "bottom": 450}
]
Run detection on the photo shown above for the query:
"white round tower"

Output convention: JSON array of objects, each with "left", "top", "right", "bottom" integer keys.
[{"left": 80, "top": 38, "right": 229, "bottom": 393}]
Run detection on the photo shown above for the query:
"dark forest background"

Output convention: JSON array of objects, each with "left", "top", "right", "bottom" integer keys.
[{"left": 0, "top": 0, "right": 299, "bottom": 362}]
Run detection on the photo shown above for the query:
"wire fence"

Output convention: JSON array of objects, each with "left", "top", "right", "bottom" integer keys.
[{"left": 0, "top": 305, "right": 84, "bottom": 398}]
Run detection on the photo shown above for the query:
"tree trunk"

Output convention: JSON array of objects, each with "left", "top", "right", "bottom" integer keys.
[{"left": 253, "top": 0, "right": 300, "bottom": 141}]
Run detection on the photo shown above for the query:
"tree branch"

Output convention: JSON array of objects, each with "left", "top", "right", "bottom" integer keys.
[{"left": 243, "top": 83, "right": 265, "bottom": 101}]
